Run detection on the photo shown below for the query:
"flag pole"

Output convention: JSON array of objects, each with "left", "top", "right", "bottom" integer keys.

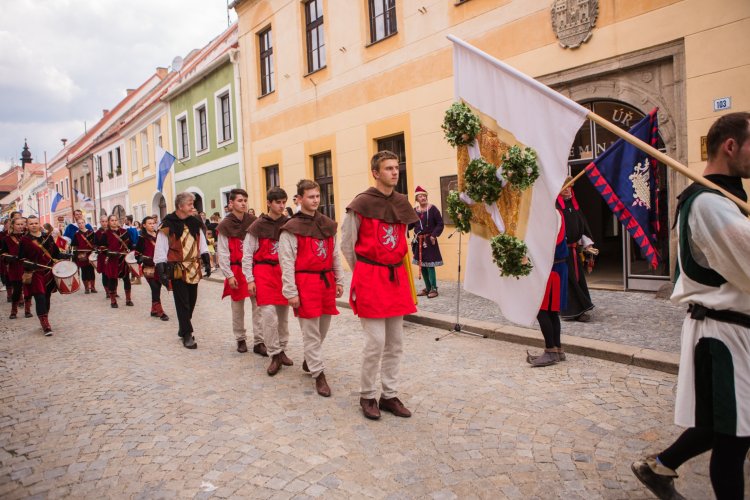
[
  {"left": 561, "top": 169, "right": 586, "bottom": 191},
  {"left": 586, "top": 111, "right": 750, "bottom": 216}
]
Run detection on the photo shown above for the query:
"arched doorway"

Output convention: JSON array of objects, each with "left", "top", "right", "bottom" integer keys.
[
  {"left": 567, "top": 100, "right": 670, "bottom": 290},
  {"left": 192, "top": 193, "right": 203, "bottom": 213},
  {"left": 112, "top": 204, "right": 126, "bottom": 222},
  {"left": 152, "top": 193, "right": 167, "bottom": 221}
]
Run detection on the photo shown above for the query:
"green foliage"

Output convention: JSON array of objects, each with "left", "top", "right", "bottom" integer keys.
[
  {"left": 446, "top": 190, "right": 472, "bottom": 233},
  {"left": 490, "top": 234, "right": 533, "bottom": 278},
  {"left": 442, "top": 102, "right": 481, "bottom": 147},
  {"left": 500, "top": 145, "right": 539, "bottom": 191},
  {"left": 464, "top": 158, "right": 503, "bottom": 205}
]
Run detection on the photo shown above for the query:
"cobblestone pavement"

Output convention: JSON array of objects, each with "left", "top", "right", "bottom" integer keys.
[{"left": 0, "top": 279, "right": 731, "bottom": 499}]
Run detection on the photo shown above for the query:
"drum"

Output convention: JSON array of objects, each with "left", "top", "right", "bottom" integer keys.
[
  {"left": 52, "top": 260, "right": 81, "bottom": 294},
  {"left": 125, "top": 251, "right": 141, "bottom": 277},
  {"left": 88, "top": 251, "right": 98, "bottom": 264}
]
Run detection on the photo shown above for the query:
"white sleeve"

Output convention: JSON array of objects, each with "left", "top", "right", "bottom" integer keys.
[
  {"left": 279, "top": 231, "right": 299, "bottom": 299},
  {"left": 689, "top": 194, "right": 750, "bottom": 294},
  {"left": 242, "top": 233, "right": 259, "bottom": 283},
  {"left": 217, "top": 233, "right": 233, "bottom": 279},
  {"left": 154, "top": 232, "right": 169, "bottom": 264},
  {"left": 199, "top": 230, "right": 208, "bottom": 255},
  {"left": 332, "top": 235, "right": 344, "bottom": 285},
  {"left": 340, "top": 211, "right": 360, "bottom": 270}
]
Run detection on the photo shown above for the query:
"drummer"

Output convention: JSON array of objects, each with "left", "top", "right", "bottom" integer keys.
[
  {"left": 17, "top": 215, "right": 60, "bottom": 335},
  {"left": 135, "top": 216, "right": 168, "bottom": 321},
  {"left": 1, "top": 216, "right": 32, "bottom": 319},
  {"left": 94, "top": 216, "right": 109, "bottom": 298},
  {"left": 104, "top": 215, "right": 135, "bottom": 308},
  {"left": 72, "top": 219, "right": 97, "bottom": 294}
]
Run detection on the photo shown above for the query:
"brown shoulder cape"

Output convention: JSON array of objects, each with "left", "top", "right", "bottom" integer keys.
[
  {"left": 346, "top": 187, "right": 418, "bottom": 224},
  {"left": 281, "top": 212, "right": 337, "bottom": 239},
  {"left": 248, "top": 214, "right": 287, "bottom": 240},
  {"left": 216, "top": 212, "right": 256, "bottom": 239}
]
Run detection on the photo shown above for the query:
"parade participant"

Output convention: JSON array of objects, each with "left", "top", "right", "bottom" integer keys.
[
  {"left": 135, "top": 216, "right": 168, "bottom": 321},
  {"left": 154, "top": 192, "right": 211, "bottom": 350},
  {"left": 246, "top": 187, "right": 292, "bottom": 376},
  {"left": 557, "top": 180, "right": 595, "bottom": 322},
  {"left": 122, "top": 215, "right": 139, "bottom": 248},
  {"left": 17, "top": 215, "right": 60, "bottom": 335},
  {"left": 0, "top": 218, "right": 11, "bottom": 300},
  {"left": 279, "top": 180, "right": 344, "bottom": 397},
  {"left": 72, "top": 219, "right": 97, "bottom": 293},
  {"left": 342, "top": 150, "right": 418, "bottom": 420},
  {"left": 2, "top": 217, "right": 31, "bottom": 319},
  {"left": 104, "top": 215, "right": 134, "bottom": 308},
  {"left": 94, "top": 215, "right": 109, "bottom": 298},
  {"left": 408, "top": 186, "right": 444, "bottom": 298},
  {"left": 62, "top": 209, "right": 93, "bottom": 241},
  {"left": 631, "top": 112, "right": 750, "bottom": 500},
  {"left": 527, "top": 208, "right": 568, "bottom": 367},
  {"left": 216, "top": 189, "right": 264, "bottom": 354}
]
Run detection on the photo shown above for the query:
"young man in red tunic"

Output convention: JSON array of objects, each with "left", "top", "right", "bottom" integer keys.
[
  {"left": 17, "top": 215, "right": 61, "bottom": 335},
  {"left": 104, "top": 215, "right": 134, "bottom": 308},
  {"left": 135, "top": 216, "right": 168, "bottom": 321},
  {"left": 342, "top": 150, "right": 419, "bottom": 420},
  {"left": 2, "top": 217, "right": 32, "bottom": 319},
  {"left": 72, "top": 219, "right": 97, "bottom": 293},
  {"left": 216, "top": 189, "right": 264, "bottom": 355},
  {"left": 245, "top": 187, "right": 292, "bottom": 376},
  {"left": 94, "top": 215, "right": 109, "bottom": 299},
  {"left": 279, "top": 180, "right": 344, "bottom": 397}
]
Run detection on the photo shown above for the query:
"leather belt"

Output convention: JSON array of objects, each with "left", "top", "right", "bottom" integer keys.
[
  {"left": 356, "top": 253, "right": 402, "bottom": 282},
  {"left": 295, "top": 268, "right": 333, "bottom": 288},
  {"left": 253, "top": 259, "right": 278, "bottom": 267}
]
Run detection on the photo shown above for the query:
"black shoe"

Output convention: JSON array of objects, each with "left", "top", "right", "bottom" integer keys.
[
  {"left": 125, "top": 301, "right": 134, "bottom": 307},
  {"left": 182, "top": 335, "right": 197, "bottom": 349},
  {"left": 631, "top": 456, "right": 685, "bottom": 500},
  {"left": 25, "top": 312, "right": 33, "bottom": 318},
  {"left": 160, "top": 314, "right": 169, "bottom": 321},
  {"left": 111, "top": 302, "right": 118, "bottom": 308}
]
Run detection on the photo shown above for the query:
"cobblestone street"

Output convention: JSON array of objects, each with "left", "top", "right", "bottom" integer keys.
[{"left": 0, "top": 279, "right": 729, "bottom": 498}]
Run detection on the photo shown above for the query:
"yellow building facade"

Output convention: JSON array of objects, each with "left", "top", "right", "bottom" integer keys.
[{"left": 232, "top": 0, "right": 749, "bottom": 290}]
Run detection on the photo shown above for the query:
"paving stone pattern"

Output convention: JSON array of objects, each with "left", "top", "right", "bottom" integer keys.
[{"left": 0, "top": 280, "right": 732, "bottom": 498}]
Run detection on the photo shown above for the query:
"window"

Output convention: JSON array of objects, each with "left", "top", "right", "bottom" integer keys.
[
  {"left": 264, "top": 165, "right": 279, "bottom": 190},
  {"left": 74, "top": 179, "right": 78, "bottom": 192},
  {"left": 369, "top": 0, "right": 397, "bottom": 44},
  {"left": 259, "top": 27, "right": 274, "bottom": 96},
  {"left": 130, "top": 138, "right": 138, "bottom": 171},
  {"left": 313, "top": 152, "right": 334, "bottom": 220},
  {"left": 79, "top": 176, "right": 84, "bottom": 195},
  {"left": 195, "top": 105, "right": 208, "bottom": 152},
  {"left": 85, "top": 173, "right": 91, "bottom": 196},
  {"left": 177, "top": 116, "right": 189, "bottom": 159},
  {"left": 217, "top": 92, "right": 232, "bottom": 143},
  {"left": 377, "top": 134, "right": 407, "bottom": 194},
  {"left": 108, "top": 151, "right": 114, "bottom": 176},
  {"left": 95, "top": 156, "right": 102, "bottom": 181},
  {"left": 114, "top": 147, "right": 121, "bottom": 174},
  {"left": 140, "top": 131, "right": 149, "bottom": 167},
  {"left": 305, "top": 0, "right": 325, "bottom": 73},
  {"left": 154, "top": 121, "right": 162, "bottom": 148}
]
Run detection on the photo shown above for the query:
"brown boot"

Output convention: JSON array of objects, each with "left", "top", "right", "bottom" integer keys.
[
  {"left": 155, "top": 302, "right": 168, "bottom": 321},
  {"left": 279, "top": 351, "right": 294, "bottom": 366},
  {"left": 24, "top": 299, "right": 33, "bottom": 318},
  {"left": 302, "top": 359, "right": 310, "bottom": 373},
  {"left": 39, "top": 315, "right": 52, "bottom": 336},
  {"left": 267, "top": 354, "right": 282, "bottom": 376},
  {"left": 9, "top": 301, "right": 18, "bottom": 319},
  {"left": 110, "top": 291, "right": 118, "bottom": 308},
  {"left": 360, "top": 398, "right": 380, "bottom": 420},
  {"left": 150, "top": 302, "right": 159, "bottom": 317},
  {"left": 125, "top": 289, "right": 134, "bottom": 306},
  {"left": 237, "top": 339, "right": 248, "bottom": 353},
  {"left": 379, "top": 396, "right": 412, "bottom": 418},
  {"left": 253, "top": 343, "right": 268, "bottom": 357},
  {"left": 315, "top": 372, "right": 331, "bottom": 397}
]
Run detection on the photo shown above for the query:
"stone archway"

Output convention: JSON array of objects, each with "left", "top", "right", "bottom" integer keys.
[{"left": 151, "top": 192, "right": 167, "bottom": 221}]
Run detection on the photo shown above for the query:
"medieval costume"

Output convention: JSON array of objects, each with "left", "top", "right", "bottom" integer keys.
[
  {"left": 94, "top": 226, "right": 109, "bottom": 296},
  {"left": 279, "top": 211, "right": 343, "bottom": 396},
  {"left": 154, "top": 213, "right": 210, "bottom": 349},
  {"left": 408, "top": 186, "right": 444, "bottom": 298},
  {"left": 0, "top": 229, "right": 10, "bottom": 302},
  {"left": 216, "top": 212, "right": 264, "bottom": 354},
  {"left": 1, "top": 230, "right": 33, "bottom": 319},
  {"left": 72, "top": 228, "right": 97, "bottom": 293},
  {"left": 104, "top": 227, "right": 134, "bottom": 308},
  {"left": 18, "top": 231, "right": 60, "bottom": 334},
  {"left": 342, "top": 187, "right": 418, "bottom": 420},
  {"left": 135, "top": 229, "right": 168, "bottom": 321},
  {"left": 245, "top": 213, "right": 291, "bottom": 375},
  {"left": 557, "top": 188, "right": 595, "bottom": 321}
]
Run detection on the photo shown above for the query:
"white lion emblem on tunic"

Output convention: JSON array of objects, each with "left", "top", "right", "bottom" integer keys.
[
  {"left": 381, "top": 224, "right": 398, "bottom": 249},
  {"left": 314, "top": 240, "right": 327, "bottom": 259}
]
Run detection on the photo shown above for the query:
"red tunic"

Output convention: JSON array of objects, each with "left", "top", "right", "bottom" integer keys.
[
  {"left": 349, "top": 214, "right": 416, "bottom": 318},
  {"left": 3, "top": 233, "right": 25, "bottom": 281},
  {"left": 221, "top": 236, "right": 250, "bottom": 302},
  {"left": 136, "top": 233, "right": 159, "bottom": 284},
  {"left": 253, "top": 237, "right": 285, "bottom": 306},
  {"left": 104, "top": 228, "right": 132, "bottom": 279},
  {"left": 94, "top": 229, "right": 107, "bottom": 274},
  {"left": 0, "top": 232, "right": 7, "bottom": 279},
  {"left": 73, "top": 230, "right": 95, "bottom": 269},
  {"left": 293, "top": 235, "right": 338, "bottom": 319},
  {"left": 18, "top": 233, "right": 59, "bottom": 295}
]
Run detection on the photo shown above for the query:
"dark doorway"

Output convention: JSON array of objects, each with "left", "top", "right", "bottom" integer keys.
[{"left": 192, "top": 193, "right": 203, "bottom": 213}]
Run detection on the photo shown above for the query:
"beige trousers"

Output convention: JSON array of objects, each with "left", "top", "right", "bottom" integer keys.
[
  {"left": 260, "top": 304, "right": 290, "bottom": 356},
  {"left": 298, "top": 315, "right": 332, "bottom": 378},
  {"left": 230, "top": 297, "right": 263, "bottom": 345},
  {"left": 360, "top": 316, "right": 404, "bottom": 399}
]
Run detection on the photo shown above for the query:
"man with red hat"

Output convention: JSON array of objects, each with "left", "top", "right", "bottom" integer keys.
[
  {"left": 342, "top": 150, "right": 419, "bottom": 420},
  {"left": 409, "top": 185, "right": 444, "bottom": 298}
]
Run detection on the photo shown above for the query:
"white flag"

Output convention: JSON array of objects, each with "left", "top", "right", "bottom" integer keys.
[{"left": 450, "top": 36, "right": 589, "bottom": 326}]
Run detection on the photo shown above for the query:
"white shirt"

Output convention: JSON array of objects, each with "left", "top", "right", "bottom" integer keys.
[{"left": 154, "top": 227, "right": 208, "bottom": 264}]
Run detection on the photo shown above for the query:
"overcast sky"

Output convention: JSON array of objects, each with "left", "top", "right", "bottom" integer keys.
[{"left": 0, "top": 0, "right": 237, "bottom": 173}]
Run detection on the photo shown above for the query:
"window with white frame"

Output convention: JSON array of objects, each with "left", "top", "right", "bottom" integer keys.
[
  {"left": 258, "top": 27, "right": 274, "bottom": 96},
  {"left": 140, "top": 130, "right": 149, "bottom": 167},
  {"left": 114, "top": 147, "right": 121, "bottom": 174},
  {"left": 195, "top": 104, "right": 208, "bottom": 152},
  {"left": 108, "top": 151, "right": 114, "bottom": 176},
  {"left": 154, "top": 121, "right": 162, "bottom": 148},
  {"left": 177, "top": 115, "right": 189, "bottom": 159},
  {"left": 216, "top": 90, "right": 232, "bottom": 144},
  {"left": 130, "top": 138, "right": 138, "bottom": 172}
]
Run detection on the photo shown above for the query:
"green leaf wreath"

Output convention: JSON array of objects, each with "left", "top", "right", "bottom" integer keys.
[
  {"left": 500, "top": 145, "right": 539, "bottom": 191},
  {"left": 464, "top": 158, "right": 504, "bottom": 205},
  {"left": 446, "top": 190, "right": 472, "bottom": 233},
  {"left": 490, "top": 234, "right": 533, "bottom": 278},
  {"left": 442, "top": 102, "right": 482, "bottom": 147}
]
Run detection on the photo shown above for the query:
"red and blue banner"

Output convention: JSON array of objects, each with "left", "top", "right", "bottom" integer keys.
[{"left": 584, "top": 108, "right": 661, "bottom": 269}]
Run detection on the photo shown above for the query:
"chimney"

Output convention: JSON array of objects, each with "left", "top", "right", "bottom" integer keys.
[
  {"left": 61, "top": 138, "right": 67, "bottom": 147},
  {"left": 102, "top": 109, "right": 109, "bottom": 117},
  {"left": 126, "top": 89, "right": 136, "bottom": 96},
  {"left": 156, "top": 67, "right": 168, "bottom": 79}
]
